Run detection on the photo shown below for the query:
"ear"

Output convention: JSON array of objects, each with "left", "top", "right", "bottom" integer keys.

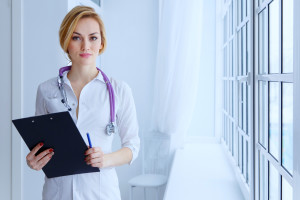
[{"left": 99, "top": 44, "right": 103, "bottom": 54}]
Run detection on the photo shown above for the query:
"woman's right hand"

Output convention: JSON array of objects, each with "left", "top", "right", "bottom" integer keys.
[{"left": 26, "top": 142, "right": 54, "bottom": 171}]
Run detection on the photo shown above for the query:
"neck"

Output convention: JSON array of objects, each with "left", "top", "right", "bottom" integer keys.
[{"left": 67, "top": 63, "right": 99, "bottom": 84}]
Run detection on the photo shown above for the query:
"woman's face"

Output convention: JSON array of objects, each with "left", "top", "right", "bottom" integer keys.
[{"left": 67, "top": 17, "right": 102, "bottom": 66}]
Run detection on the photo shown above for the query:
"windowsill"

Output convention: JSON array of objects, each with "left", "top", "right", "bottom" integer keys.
[{"left": 164, "top": 139, "right": 244, "bottom": 200}]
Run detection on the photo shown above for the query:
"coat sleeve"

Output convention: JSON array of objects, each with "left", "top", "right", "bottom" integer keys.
[
  {"left": 116, "top": 82, "right": 140, "bottom": 165},
  {"left": 35, "top": 84, "right": 47, "bottom": 116}
]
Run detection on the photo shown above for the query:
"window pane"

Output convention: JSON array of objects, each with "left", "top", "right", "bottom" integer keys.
[
  {"left": 237, "top": 0, "right": 241, "bottom": 24},
  {"left": 231, "top": 3, "right": 234, "bottom": 34},
  {"left": 269, "top": 163, "right": 279, "bottom": 200},
  {"left": 246, "top": 24, "right": 249, "bottom": 73},
  {"left": 269, "top": 0, "right": 280, "bottom": 74},
  {"left": 224, "top": 81, "right": 228, "bottom": 112},
  {"left": 241, "top": 83, "right": 244, "bottom": 130},
  {"left": 246, "top": 141, "right": 249, "bottom": 183},
  {"left": 241, "top": 28, "right": 244, "bottom": 76},
  {"left": 227, "top": 118, "right": 230, "bottom": 145},
  {"left": 223, "top": 114, "right": 225, "bottom": 139},
  {"left": 91, "top": 0, "right": 101, "bottom": 6},
  {"left": 232, "top": 81, "right": 234, "bottom": 117},
  {"left": 282, "top": 0, "right": 293, "bottom": 73},
  {"left": 269, "top": 82, "right": 279, "bottom": 160},
  {"left": 228, "top": 41, "right": 232, "bottom": 77},
  {"left": 243, "top": 27, "right": 247, "bottom": 76},
  {"left": 223, "top": 81, "right": 226, "bottom": 109},
  {"left": 243, "top": 138, "right": 246, "bottom": 178},
  {"left": 259, "top": 9, "right": 268, "bottom": 74},
  {"left": 244, "top": 84, "right": 248, "bottom": 134},
  {"left": 232, "top": 121, "right": 235, "bottom": 156},
  {"left": 241, "top": 136, "right": 244, "bottom": 173},
  {"left": 239, "top": 83, "right": 242, "bottom": 127},
  {"left": 229, "top": 120, "right": 232, "bottom": 151},
  {"left": 282, "top": 83, "right": 293, "bottom": 174},
  {"left": 259, "top": 81, "right": 267, "bottom": 147},
  {"left": 259, "top": 152, "right": 267, "bottom": 200},
  {"left": 241, "top": 0, "right": 245, "bottom": 21},
  {"left": 282, "top": 177, "right": 293, "bottom": 200},
  {"left": 238, "top": 31, "right": 242, "bottom": 75},
  {"left": 243, "top": 0, "right": 247, "bottom": 19},
  {"left": 224, "top": 14, "right": 228, "bottom": 44},
  {"left": 229, "top": 81, "right": 232, "bottom": 116},
  {"left": 231, "top": 41, "right": 234, "bottom": 76},
  {"left": 224, "top": 47, "right": 227, "bottom": 76}
]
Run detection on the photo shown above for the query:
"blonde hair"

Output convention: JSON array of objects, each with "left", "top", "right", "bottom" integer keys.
[{"left": 59, "top": 6, "right": 107, "bottom": 56}]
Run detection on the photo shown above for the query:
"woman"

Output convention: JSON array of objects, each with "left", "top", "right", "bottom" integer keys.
[{"left": 25, "top": 6, "right": 140, "bottom": 200}]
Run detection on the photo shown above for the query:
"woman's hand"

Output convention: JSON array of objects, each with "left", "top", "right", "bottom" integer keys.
[
  {"left": 85, "top": 147, "right": 105, "bottom": 168},
  {"left": 26, "top": 142, "right": 54, "bottom": 171}
]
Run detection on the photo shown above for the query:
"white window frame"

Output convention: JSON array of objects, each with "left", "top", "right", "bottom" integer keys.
[
  {"left": 254, "top": 0, "right": 294, "bottom": 199},
  {"left": 221, "top": 0, "right": 254, "bottom": 199},
  {"left": 293, "top": 0, "right": 300, "bottom": 199},
  {"left": 221, "top": 0, "right": 299, "bottom": 199}
]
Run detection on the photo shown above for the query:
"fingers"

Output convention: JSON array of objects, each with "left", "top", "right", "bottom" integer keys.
[
  {"left": 85, "top": 147, "right": 103, "bottom": 156},
  {"left": 86, "top": 157, "right": 104, "bottom": 168},
  {"left": 26, "top": 142, "right": 44, "bottom": 161},
  {"left": 35, "top": 148, "right": 54, "bottom": 161},
  {"left": 26, "top": 143, "right": 54, "bottom": 171},
  {"left": 85, "top": 147, "right": 104, "bottom": 168},
  {"left": 35, "top": 152, "right": 54, "bottom": 170}
]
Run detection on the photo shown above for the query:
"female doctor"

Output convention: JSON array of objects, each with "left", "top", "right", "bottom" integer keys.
[{"left": 25, "top": 6, "right": 140, "bottom": 200}]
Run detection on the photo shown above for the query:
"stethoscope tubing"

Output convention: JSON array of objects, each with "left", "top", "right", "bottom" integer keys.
[{"left": 58, "top": 66, "right": 117, "bottom": 135}]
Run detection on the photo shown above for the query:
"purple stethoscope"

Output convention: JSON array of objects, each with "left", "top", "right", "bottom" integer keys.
[{"left": 57, "top": 66, "right": 118, "bottom": 136}]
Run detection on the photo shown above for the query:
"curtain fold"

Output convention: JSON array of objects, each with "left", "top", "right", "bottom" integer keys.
[{"left": 151, "top": 0, "right": 204, "bottom": 146}]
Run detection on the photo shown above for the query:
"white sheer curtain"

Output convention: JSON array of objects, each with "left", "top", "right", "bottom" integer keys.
[
  {"left": 141, "top": 2, "right": 204, "bottom": 198},
  {"left": 150, "top": 0, "right": 204, "bottom": 153}
]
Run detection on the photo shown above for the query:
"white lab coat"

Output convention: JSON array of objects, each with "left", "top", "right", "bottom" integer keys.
[{"left": 35, "top": 70, "right": 140, "bottom": 200}]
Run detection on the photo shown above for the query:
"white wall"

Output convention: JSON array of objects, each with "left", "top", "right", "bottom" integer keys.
[
  {"left": 0, "top": 1, "right": 12, "bottom": 199},
  {"left": 101, "top": 1, "right": 158, "bottom": 199},
  {"left": 22, "top": 1, "right": 68, "bottom": 199},
  {"left": 187, "top": 0, "right": 216, "bottom": 138}
]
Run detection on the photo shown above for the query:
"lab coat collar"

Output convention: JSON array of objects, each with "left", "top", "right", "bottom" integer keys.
[{"left": 62, "top": 68, "right": 106, "bottom": 85}]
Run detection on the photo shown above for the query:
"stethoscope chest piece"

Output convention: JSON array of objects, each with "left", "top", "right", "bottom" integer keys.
[{"left": 106, "top": 122, "right": 118, "bottom": 136}]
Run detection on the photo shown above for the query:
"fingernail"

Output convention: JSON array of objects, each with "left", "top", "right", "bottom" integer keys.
[
  {"left": 40, "top": 142, "right": 44, "bottom": 146},
  {"left": 49, "top": 148, "right": 54, "bottom": 153}
]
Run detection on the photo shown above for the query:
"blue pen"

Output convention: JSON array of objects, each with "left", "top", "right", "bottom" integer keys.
[{"left": 86, "top": 133, "right": 92, "bottom": 148}]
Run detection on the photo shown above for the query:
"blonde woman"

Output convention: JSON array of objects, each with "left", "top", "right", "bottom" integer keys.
[{"left": 25, "top": 6, "right": 140, "bottom": 200}]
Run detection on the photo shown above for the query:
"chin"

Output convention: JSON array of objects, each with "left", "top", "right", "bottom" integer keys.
[{"left": 75, "top": 59, "right": 96, "bottom": 66}]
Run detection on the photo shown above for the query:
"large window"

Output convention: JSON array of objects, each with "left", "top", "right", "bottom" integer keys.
[
  {"left": 222, "top": 0, "right": 252, "bottom": 194},
  {"left": 255, "top": 0, "right": 293, "bottom": 199},
  {"left": 222, "top": 0, "right": 294, "bottom": 199}
]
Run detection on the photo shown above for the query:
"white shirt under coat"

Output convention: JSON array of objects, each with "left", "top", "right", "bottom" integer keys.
[{"left": 35, "top": 70, "right": 140, "bottom": 200}]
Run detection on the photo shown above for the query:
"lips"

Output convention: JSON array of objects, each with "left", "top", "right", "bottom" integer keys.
[{"left": 79, "top": 53, "right": 92, "bottom": 58}]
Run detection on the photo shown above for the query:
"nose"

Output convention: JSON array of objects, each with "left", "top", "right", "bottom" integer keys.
[{"left": 81, "top": 39, "right": 90, "bottom": 51}]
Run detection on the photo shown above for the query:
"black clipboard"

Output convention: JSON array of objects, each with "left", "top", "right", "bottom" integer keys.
[{"left": 12, "top": 111, "right": 100, "bottom": 178}]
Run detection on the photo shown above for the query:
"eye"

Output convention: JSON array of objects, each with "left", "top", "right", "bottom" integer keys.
[
  {"left": 72, "top": 36, "right": 81, "bottom": 41},
  {"left": 90, "top": 36, "right": 98, "bottom": 41}
]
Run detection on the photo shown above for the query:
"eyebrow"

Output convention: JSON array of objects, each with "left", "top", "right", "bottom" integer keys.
[{"left": 73, "top": 32, "right": 100, "bottom": 36}]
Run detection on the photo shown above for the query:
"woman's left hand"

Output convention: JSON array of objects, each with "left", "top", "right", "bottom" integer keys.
[{"left": 85, "top": 147, "right": 105, "bottom": 168}]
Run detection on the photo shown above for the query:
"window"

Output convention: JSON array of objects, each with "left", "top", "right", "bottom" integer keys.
[
  {"left": 255, "top": 0, "right": 293, "bottom": 199},
  {"left": 221, "top": 0, "right": 294, "bottom": 199},
  {"left": 222, "top": 0, "right": 252, "bottom": 192}
]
